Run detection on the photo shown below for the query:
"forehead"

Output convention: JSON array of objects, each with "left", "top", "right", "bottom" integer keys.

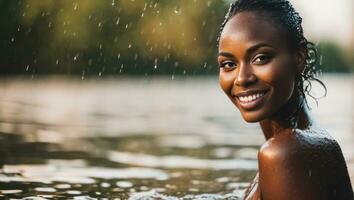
[{"left": 219, "top": 11, "right": 288, "bottom": 51}]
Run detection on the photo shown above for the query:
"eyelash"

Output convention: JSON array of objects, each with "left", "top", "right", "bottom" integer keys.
[
  {"left": 219, "top": 61, "right": 237, "bottom": 70},
  {"left": 219, "top": 54, "right": 273, "bottom": 70},
  {"left": 252, "top": 54, "right": 273, "bottom": 64}
]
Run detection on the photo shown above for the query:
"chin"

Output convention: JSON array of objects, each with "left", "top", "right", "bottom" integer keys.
[
  {"left": 242, "top": 115, "right": 261, "bottom": 123},
  {"left": 240, "top": 110, "right": 268, "bottom": 123}
]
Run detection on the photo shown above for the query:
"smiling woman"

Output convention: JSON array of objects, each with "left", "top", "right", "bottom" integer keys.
[{"left": 217, "top": 0, "right": 353, "bottom": 199}]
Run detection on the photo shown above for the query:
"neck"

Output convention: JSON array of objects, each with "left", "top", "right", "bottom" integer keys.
[{"left": 259, "top": 102, "right": 313, "bottom": 140}]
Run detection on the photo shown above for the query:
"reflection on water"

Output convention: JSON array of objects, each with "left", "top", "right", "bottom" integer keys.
[{"left": 0, "top": 75, "right": 353, "bottom": 199}]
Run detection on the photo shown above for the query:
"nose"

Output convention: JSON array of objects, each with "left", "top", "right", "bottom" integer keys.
[{"left": 234, "top": 63, "right": 257, "bottom": 87}]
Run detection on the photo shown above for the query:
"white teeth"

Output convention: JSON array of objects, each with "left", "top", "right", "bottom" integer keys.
[{"left": 238, "top": 92, "right": 265, "bottom": 103}]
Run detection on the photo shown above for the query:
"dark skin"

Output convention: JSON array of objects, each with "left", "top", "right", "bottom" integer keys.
[{"left": 218, "top": 11, "right": 353, "bottom": 200}]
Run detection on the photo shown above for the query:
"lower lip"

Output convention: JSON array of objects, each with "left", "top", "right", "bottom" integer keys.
[{"left": 235, "top": 91, "right": 269, "bottom": 110}]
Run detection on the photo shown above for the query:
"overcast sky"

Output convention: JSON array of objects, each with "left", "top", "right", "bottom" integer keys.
[
  {"left": 224, "top": 0, "right": 354, "bottom": 48},
  {"left": 291, "top": 0, "right": 353, "bottom": 47}
]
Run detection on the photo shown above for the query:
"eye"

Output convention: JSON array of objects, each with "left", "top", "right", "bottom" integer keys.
[
  {"left": 220, "top": 61, "right": 237, "bottom": 71},
  {"left": 252, "top": 54, "right": 272, "bottom": 65}
]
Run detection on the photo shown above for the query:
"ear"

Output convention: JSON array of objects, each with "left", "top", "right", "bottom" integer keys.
[{"left": 294, "top": 46, "right": 307, "bottom": 74}]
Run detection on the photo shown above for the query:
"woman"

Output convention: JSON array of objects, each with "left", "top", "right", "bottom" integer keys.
[{"left": 217, "top": 0, "right": 353, "bottom": 199}]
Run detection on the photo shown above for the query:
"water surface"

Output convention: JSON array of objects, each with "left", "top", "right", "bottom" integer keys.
[{"left": 0, "top": 74, "right": 353, "bottom": 199}]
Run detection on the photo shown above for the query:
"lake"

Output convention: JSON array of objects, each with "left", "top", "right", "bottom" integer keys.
[{"left": 0, "top": 74, "right": 353, "bottom": 199}]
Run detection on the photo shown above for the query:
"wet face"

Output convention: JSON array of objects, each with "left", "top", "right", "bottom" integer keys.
[{"left": 218, "top": 11, "right": 303, "bottom": 122}]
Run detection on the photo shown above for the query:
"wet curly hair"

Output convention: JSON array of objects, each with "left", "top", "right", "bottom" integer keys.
[{"left": 218, "top": 0, "right": 326, "bottom": 112}]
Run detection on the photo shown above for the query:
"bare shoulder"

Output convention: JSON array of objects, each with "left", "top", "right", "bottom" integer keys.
[
  {"left": 259, "top": 127, "right": 341, "bottom": 162},
  {"left": 258, "top": 127, "right": 353, "bottom": 200}
]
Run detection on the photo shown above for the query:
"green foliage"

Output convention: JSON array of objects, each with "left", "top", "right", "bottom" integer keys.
[
  {"left": 0, "top": 0, "right": 227, "bottom": 75},
  {"left": 0, "top": 0, "right": 352, "bottom": 75},
  {"left": 318, "top": 42, "right": 353, "bottom": 73}
]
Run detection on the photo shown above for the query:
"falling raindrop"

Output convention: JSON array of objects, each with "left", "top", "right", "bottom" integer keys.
[
  {"left": 25, "top": 65, "right": 30, "bottom": 71},
  {"left": 111, "top": 0, "right": 115, "bottom": 6},
  {"left": 174, "top": 5, "right": 181, "bottom": 14},
  {"left": 154, "top": 58, "right": 158, "bottom": 70},
  {"left": 174, "top": 62, "right": 179, "bottom": 68},
  {"left": 10, "top": 37, "right": 15, "bottom": 42},
  {"left": 81, "top": 71, "right": 85, "bottom": 80},
  {"left": 171, "top": 74, "right": 175, "bottom": 80},
  {"left": 98, "top": 72, "right": 102, "bottom": 76},
  {"left": 207, "top": 1, "right": 211, "bottom": 7},
  {"left": 120, "top": 64, "right": 124, "bottom": 73},
  {"left": 56, "top": 60, "right": 59, "bottom": 65},
  {"left": 116, "top": 18, "right": 120, "bottom": 25},
  {"left": 73, "top": 3, "right": 78, "bottom": 10},
  {"left": 128, "top": 44, "right": 132, "bottom": 48}
]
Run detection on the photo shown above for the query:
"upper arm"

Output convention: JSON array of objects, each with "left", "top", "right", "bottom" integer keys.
[{"left": 258, "top": 137, "right": 329, "bottom": 200}]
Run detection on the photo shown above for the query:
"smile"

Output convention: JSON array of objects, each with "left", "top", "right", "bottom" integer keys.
[{"left": 234, "top": 90, "right": 269, "bottom": 110}]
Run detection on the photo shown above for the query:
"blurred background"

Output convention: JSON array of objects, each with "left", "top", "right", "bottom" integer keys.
[
  {"left": 0, "top": 0, "right": 353, "bottom": 199},
  {"left": 1, "top": 0, "right": 353, "bottom": 75}
]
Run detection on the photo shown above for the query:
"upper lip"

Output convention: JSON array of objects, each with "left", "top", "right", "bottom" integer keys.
[{"left": 233, "top": 89, "right": 269, "bottom": 98}]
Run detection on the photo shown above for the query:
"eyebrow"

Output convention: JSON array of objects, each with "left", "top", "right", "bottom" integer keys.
[{"left": 218, "top": 43, "right": 274, "bottom": 58}]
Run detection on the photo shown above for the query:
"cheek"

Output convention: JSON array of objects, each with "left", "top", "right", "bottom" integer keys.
[
  {"left": 261, "top": 59, "right": 296, "bottom": 101},
  {"left": 219, "top": 71, "right": 235, "bottom": 95}
]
